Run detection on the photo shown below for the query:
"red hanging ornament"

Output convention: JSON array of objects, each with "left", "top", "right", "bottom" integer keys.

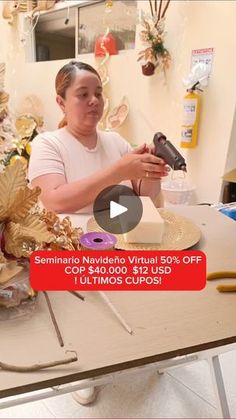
[{"left": 94, "top": 33, "right": 118, "bottom": 57}]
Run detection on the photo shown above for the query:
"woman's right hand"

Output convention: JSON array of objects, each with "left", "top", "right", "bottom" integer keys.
[{"left": 116, "top": 152, "right": 169, "bottom": 181}]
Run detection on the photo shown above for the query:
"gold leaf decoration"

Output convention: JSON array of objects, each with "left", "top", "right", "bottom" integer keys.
[
  {"left": 8, "top": 186, "right": 41, "bottom": 222},
  {"left": 0, "top": 161, "right": 27, "bottom": 221},
  {"left": 15, "top": 115, "right": 37, "bottom": 139},
  {"left": 4, "top": 225, "right": 27, "bottom": 258},
  {"left": 4, "top": 215, "right": 54, "bottom": 258},
  {"left": 38, "top": 211, "right": 83, "bottom": 251},
  {"left": 51, "top": 238, "right": 75, "bottom": 251},
  {"left": 0, "top": 162, "right": 83, "bottom": 259},
  {"left": 18, "top": 213, "right": 55, "bottom": 242}
]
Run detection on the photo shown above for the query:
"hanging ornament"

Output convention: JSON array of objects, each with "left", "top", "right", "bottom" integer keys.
[
  {"left": 95, "top": 33, "right": 118, "bottom": 57},
  {"left": 95, "top": 3, "right": 129, "bottom": 131},
  {"left": 106, "top": 97, "right": 129, "bottom": 130}
]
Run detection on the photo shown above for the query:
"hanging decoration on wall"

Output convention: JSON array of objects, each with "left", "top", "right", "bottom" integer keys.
[
  {"left": 2, "top": 1, "right": 28, "bottom": 25},
  {"left": 106, "top": 96, "right": 129, "bottom": 130},
  {"left": 95, "top": 32, "right": 118, "bottom": 57},
  {"left": 95, "top": 27, "right": 111, "bottom": 129},
  {"left": 95, "top": 1, "right": 129, "bottom": 131},
  {"left": 96, "top": 38, "right": 129, "bottom": 131},
  {"left": 138, "top": 0, "right": 171, "bottom": 76}
]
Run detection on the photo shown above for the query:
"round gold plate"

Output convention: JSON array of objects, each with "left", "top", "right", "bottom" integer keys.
[{"left": 87, "top": 209, "right": 201, "bottom": 250}]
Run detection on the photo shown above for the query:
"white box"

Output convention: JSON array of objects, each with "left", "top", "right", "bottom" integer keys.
[{"left": 120, "top": 196, "right": 165, "bottom": 244}]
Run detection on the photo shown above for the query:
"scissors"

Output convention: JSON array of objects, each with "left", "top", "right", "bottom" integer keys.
[{"left": 207, "top": 271, "right": 236, "bottom": 292}]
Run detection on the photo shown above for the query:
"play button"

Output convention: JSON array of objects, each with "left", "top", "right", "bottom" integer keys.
[
  {"left": 93, "top": 185, "right": 143, "bottom": 235},
  {"left": 110, "top": 201, "right": 128, "bottom": 219}
]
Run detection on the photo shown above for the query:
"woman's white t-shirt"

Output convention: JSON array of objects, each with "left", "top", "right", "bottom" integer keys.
[{"left": 28, "top": 127, "right": 132, "bottom": 213}]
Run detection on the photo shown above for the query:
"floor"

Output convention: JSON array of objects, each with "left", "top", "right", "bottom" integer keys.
[{"left": 0, "top": 350, "right": 236, "bottom": 419}]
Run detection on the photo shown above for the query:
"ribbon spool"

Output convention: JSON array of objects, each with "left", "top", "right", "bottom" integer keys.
[{"left": 80, "top": 232, "right": 117, "bottom": 251}]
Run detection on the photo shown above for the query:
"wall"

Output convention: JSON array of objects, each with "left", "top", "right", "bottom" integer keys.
[{"left": 1, "top": 0, "right": 236, "bottom": 203}]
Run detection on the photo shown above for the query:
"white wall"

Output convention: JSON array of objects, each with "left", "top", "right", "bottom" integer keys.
[{"left": 1, "top": 0, "right": 236, "bottom": 203}]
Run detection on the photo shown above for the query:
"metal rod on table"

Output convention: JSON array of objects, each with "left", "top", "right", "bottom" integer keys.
[
  {"left": 68, "top": 290, "right": 85, "bottom": 301},
  {"left": 99, "top": 291, "right": 133, "bottom": 335},
  {"left": 43, "top": 291, "right": 64, "bottom": 347}
]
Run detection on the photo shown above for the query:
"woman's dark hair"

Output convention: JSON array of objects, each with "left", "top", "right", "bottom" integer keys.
[{"left": 55, "top": 61, "right": 101, "bottom": 128}]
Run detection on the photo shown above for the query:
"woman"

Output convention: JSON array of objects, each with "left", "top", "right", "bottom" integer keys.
[
  {"left": 28, "top": 61, "right": 169, "bottom": 214},
  {"left": 28, "top": 61, "right": 169, "bottom": 406}
]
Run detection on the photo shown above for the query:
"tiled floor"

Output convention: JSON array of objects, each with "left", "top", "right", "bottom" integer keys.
[{"left": 0, "top": 350, "right": 235, "bottom": 419}]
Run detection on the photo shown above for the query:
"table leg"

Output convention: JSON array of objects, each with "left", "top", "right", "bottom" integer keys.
[{"left": 208, "top": 355, "right": 230, "bottom": 419}]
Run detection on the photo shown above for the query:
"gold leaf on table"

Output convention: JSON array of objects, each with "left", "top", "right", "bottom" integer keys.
[
  {"left": 4, "top": 216, "right": 55, "bottom": 258},
  {"left": 16, "top": 214, "right": 54, "bottom": 242},
  {"left": 8, "top": 186, "right": 41, "bottom": 222},
  {"left": 4, "top": 227, "right": 27, "bottom": 258},
  {"left": 0, "top": 161, "right": 27, "bottom": 221},
  {"left": 56, "top": 236, "right": 75, "bottom": 250},
  {"left": 49, "top": 240, "right": 74, "bottom": 251}
]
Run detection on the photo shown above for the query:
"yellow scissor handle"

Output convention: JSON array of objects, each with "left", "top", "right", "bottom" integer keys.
[{"left": 207, "top": 271, "right": 236, "bottom": 292}]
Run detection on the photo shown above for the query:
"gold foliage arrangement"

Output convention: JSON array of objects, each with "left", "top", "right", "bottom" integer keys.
[
  {"left": 39, "top": 210, "right": 83, "bottom": 251},
  {"left": 0, "top": 161, "right": 83, "bottom": 262},
  {"left": 0, "top": 161, "right": 53, "bottom": 260}
]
